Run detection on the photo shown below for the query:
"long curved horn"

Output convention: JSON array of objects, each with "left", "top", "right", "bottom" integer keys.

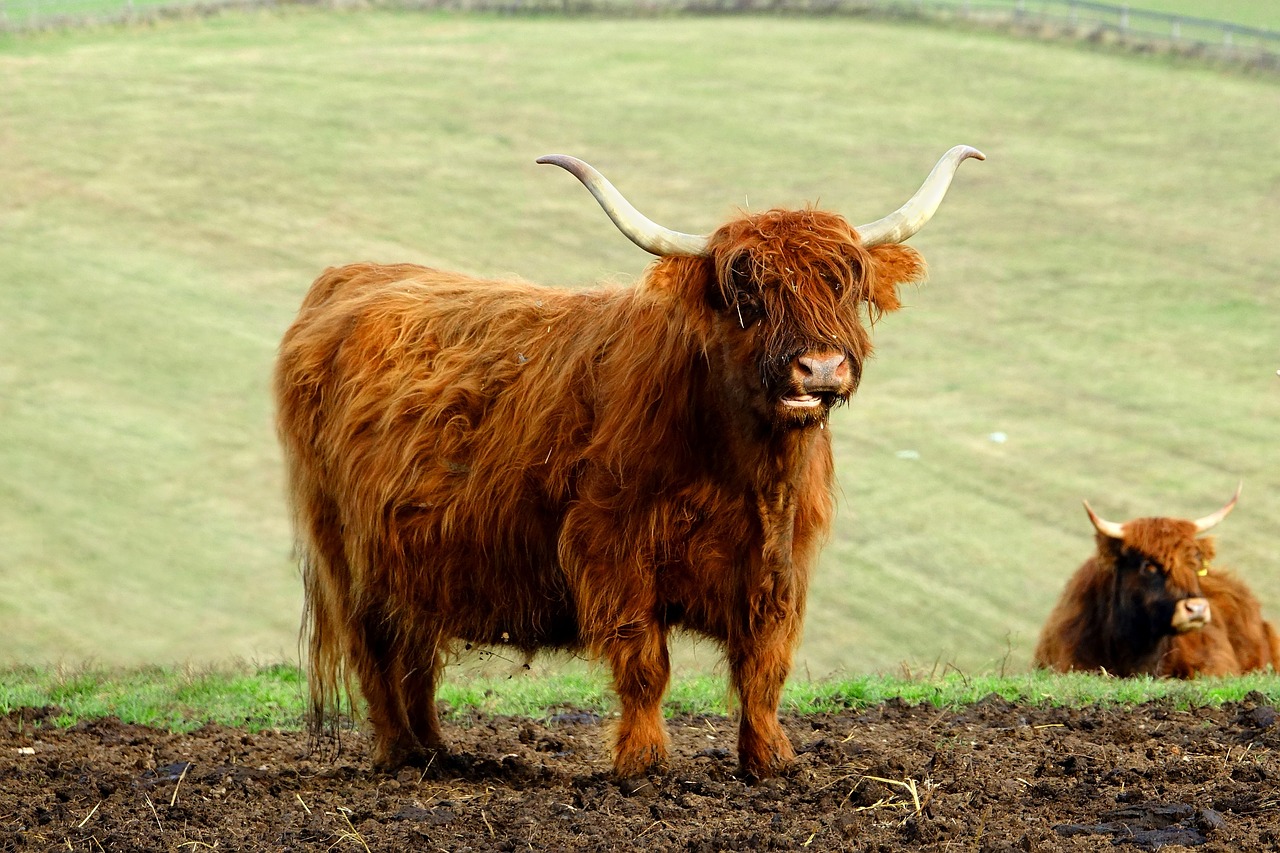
[
  {"left": 537, "top": 155, "right": 709, "bottom": 257},
  {"left": 854, "top": 145, "right": 986, "bottom": 248},
  {"left": 1083, "top": 500, "right": 1125, "bottom": 539},
  {"left": 1193, "top": 483, "right": 1242, "bottom": 534}
]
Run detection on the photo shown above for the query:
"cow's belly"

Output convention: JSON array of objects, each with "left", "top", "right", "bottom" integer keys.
[{"left": 450, "top": 579, "right": 581, "bottom": 651}]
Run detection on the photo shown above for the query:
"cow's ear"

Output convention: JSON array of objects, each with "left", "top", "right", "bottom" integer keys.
[
  {"left": 864, "top": 244, "right": 926, "bottom": 315},
  {"left": 1095, "top": 534, "right": 1125, "bottom": 565}
]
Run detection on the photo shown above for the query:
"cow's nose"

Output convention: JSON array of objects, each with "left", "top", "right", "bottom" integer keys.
[
  {"left": 795, "top": 352, "right": 849, "bottom": 392},
  {"left": 1172, "top": 597, "right": 1211, "bottom": 632}
]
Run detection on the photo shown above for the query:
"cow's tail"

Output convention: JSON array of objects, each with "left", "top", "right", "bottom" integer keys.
[
  {"left": 275, "top": 275, "right": 363, "bottom": 755},
  {"left": 307, "top": 551, "right": 359, "bottom": 756},
  {"left": 287, "top": 462, "right": 358, "bottom": 755},
  {"left": 298, "top": 548, "right": 345, "bottom": 747}
]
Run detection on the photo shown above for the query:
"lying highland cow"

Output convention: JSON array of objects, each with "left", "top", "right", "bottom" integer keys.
[
  {"left": 1034, "top": 486, "right": 1279, "bottom": 677},
  {"left": 275, "top": 147, "right": 983, "bottom": 779}
]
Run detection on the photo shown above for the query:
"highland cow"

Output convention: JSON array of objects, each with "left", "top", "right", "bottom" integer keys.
[
  {"left": 274, "top": 147, "right": 983, "bottom": 778},
  {"left": 1034, "top": 486, "right": 1279, "bottom": 677}
]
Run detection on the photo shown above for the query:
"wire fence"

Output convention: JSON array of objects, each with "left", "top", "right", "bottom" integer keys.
[
  {"left": 949, "top": 0, "right": 1280, "bottom": 61},
  {"left": 2, "top": 0, "right": 1278, "bottom": 70}
]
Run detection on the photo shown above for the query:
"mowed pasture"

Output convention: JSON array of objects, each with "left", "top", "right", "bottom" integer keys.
[
  {"left": 1098, "top": 0, "right": 1278, "bottom": 30},
  {"left": 0, "top": 9, "right": 1276, "bottom": 677},
  {"left": 6, "top": 0, "right": 1280, "bottom": 33}
]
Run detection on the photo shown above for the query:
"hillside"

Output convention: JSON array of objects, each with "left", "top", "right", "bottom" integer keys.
[{"left": 1, "top": 9, "right": 1276, "bottom": 674}]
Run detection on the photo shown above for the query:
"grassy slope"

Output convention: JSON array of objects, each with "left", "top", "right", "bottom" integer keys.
[
  {"left": 1124, "top": 0, "right": 1279, "bottom": 30},
  {"left": 0, "top": 10, "right": 1277, "bottom": 677},
  {"left": 4, "top": 0, "right": 1278, "bottom": 32}
]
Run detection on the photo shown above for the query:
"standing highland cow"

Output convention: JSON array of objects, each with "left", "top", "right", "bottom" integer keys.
[
  {"left": 1035, "top": 486, "right": 1280, "bottom": 677},
  {"left": 275, "top": 147, "right": 983, "bottom": 779}
]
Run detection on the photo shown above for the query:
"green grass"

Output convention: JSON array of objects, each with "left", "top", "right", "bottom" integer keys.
[
  {"left": 1125, "top": 0, "right": 1279, "bottom": 31},
  {"left": 4, "top": 664, "right": 1279, "bottom": 732},
  {"left": 5, "top": 0, "right": 1278, "bottom": 32},
  {"left": 0, "top": 662, "right": 309, "bottom": 730},
  {"left": 3, "top": 0, "right": 179, "bottom": 21},
  {"left": 1, "top": 9, "right": 1278, "bottom": 678}
]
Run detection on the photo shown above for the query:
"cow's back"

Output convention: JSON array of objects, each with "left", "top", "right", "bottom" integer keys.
[
  {"left": 1033, "top": 557, "right": 1111, "bottom": 673},
  {"left": 274, "top": 262, "right": 643, "bottom": 650}
]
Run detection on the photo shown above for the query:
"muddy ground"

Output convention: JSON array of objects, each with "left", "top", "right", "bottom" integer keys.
[{"left": 3, "top": 695, "right": 1280, "bottom": 851}]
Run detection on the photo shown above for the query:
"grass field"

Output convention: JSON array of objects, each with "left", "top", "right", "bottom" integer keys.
[
  {"left": 1126, "top": 0, "right": 1279, "bottom": 30},
  {"left": 1, "top": 8, "right": 1277, "bottom": 680},
  {"left": 4, "top": 0, "right": 1279, "bottom": 33},
  {"left": 5, "top": 664, "right": 1279, "bottom": 731}
]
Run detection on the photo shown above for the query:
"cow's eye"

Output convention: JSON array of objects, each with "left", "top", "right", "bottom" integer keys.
[
  {"left": 732, "top": 292, "right": 763, "bottom": 328},
  {"left": 824, "top": 268, "right": 852, "bottom": 295},
  {"left": 1140, "top": 560, "right": 1159, "bottom": 577}
]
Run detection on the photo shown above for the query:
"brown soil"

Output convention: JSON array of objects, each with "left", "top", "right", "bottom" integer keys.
[{"left": 3, "top": 696, "right": 1280, "bottom": 851}]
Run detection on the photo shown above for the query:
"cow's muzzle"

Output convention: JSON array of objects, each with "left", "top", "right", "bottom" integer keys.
[
  {"left": 1171, "top": 597, "right": 1211, "bottom": 633},
  {"left": 783, "top": 351, "right": 850, "bottom": 409}
]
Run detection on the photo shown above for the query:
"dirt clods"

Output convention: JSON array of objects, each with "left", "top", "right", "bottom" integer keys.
[{"left": 4, "top": 699, "right": 1280, "bottom": 850}]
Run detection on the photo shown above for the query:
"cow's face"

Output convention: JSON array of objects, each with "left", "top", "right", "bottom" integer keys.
[
  {"left": 536, "top": 150, "right": 976, "bottom": 434},
  {"left": 1099, "top": 519, "right": 1215, "bottom": 639},
  {"left": 698, "top": 209, "right": 925, "bottom": 431}
]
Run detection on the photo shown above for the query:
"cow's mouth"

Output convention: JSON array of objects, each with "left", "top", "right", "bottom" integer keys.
[
  {"left": 781, "top": 393, "right": 826, "bottom": 409},
  {"left": 780, "top": 390, "right": 844, "bottom": 412}
]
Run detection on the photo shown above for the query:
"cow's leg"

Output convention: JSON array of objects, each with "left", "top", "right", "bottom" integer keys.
[
  {"left": 350, "top": 604, "right": 422, "bottom": 770},
  {"left": 730, "top": 490, "right": 809, "bottom": 779},
  {"left": 564, "top": 505, "right": 671, "bottom": 779},
  {"left": 604, "top": 618, "right": 672, "bottom": 779},
  {"left": 397, "top": 640, "right": 446, "bottom": 756},
  {"left": 729, "top": 629, "right": 798, "bottom": 779}
]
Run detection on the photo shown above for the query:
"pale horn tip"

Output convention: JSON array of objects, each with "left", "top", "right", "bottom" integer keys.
[
  {"left": 1192, "top": 482, "right": 1243, "bottom": 534},
  {"left": 854, "top": 144, "right": 986, "bottom": 247},
  {"left": 1082, "top": 500, "right": 1125, "bottom": 539},
  {"left": 536, "top": 154, "right": 588, "bottom": 174}
]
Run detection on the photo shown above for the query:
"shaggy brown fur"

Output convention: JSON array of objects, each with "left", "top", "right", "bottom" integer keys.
[
  {"left": 1034, "top": 511, "right": 1280, "bottom": 677},
  {"left": 274, "top": 208, "right": 925, "bottom": 779}
]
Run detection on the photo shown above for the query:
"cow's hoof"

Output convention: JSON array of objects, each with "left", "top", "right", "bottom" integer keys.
[
  {"left": 748, "top": 759, "right": 798, "bottom": 782},
  {"left": 738, "top": 750, "right": 796, "bottom": 782},
  {"left": 372, "top": 742, "right": 437, "bottom": 774},
  {"left": 611, "top": 741, "right": 668, "bottom": 781}
]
